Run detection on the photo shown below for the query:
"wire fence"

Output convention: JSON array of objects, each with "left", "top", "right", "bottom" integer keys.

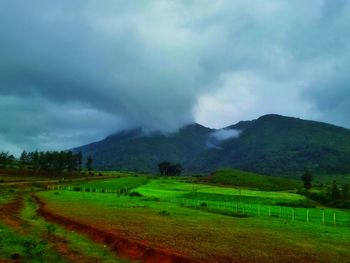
[
  {"left": 47, "top": 185, "right": 350, "bottom": 227},
  {"left": 179, "top": 198, "right": 350, "bottom": 227}
]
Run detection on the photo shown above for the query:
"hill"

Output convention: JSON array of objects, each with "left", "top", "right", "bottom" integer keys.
[
  {"left": 73, "top": 114, "right": 350, "bottom": 176},
  {"left": 202, "top": 168, "right": 301, "bottom": 191},
  {"left": 73, "top": 124, "right": 213, "bottom": 172}
]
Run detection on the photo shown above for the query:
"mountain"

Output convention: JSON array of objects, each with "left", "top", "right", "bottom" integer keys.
[
  {"left": 73, "top": 124, "right": 214, "bottom": 172},
  {"left": 73, "top": 114, "right": 350, "bottom": 176}
]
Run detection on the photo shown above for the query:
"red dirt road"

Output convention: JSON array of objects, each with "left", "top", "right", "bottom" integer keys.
[
  {"left": 0, "top": 195, "right": 25, "bottom": 232},
  {"left": 33, "top": 195, "right": 202, "bottom": 263}
]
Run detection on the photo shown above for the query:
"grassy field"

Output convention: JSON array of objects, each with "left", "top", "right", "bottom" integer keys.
[
  {"left": 0, "top": 187, "right": 129, "bottom": 263},
  {"left": 36, "top": 175, "right": 350, "bottom": 263},
  {"left": 203, "top": 169, "right": 301, "bottom": 190}
]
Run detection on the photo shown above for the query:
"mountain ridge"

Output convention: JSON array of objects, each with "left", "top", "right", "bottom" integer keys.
[{"left": 73, "top": 114, "right": 350, "bottom": 176}]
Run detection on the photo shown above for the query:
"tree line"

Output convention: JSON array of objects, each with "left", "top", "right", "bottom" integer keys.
[
  {"left": 158, "top": 161, "right": 183, "bottom": 176},
  {"left": 0, "top": 150, "right": 93, "bottom": 173},
  {"left": 0, "top": 152, "right": 16, "bottom": 168}
]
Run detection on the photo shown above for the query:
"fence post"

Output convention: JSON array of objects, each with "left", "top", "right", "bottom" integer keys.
[
  {"left": 333, "top": 212, "right": 336, "bottom": 226},
  {"left": 306, "top": 209, "right": 309, "bottom": 223}
]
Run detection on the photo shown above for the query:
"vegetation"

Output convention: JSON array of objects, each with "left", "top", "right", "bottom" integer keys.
[
  {"left": 72, "top": 115, "right": 350, "bottom": 176},
  {"left": 0, "top": 152, "right": 16, "bottom": 168},
  {"left": 86, "top": 155, "right": 93, "bottom": 172},
  {"left": 302, "top": 180, "right": 350, "bottom": 209},
  {"left": 158, "top": 161, "right": 183, "bottom": 176},
  {"left": 1, "top": 167, "right": 349, "bottom": 262},
  {"left": 18, "top": 150, "right": 84, "bottom": 173},
  {"left": 37, "top": 175, "right": 350, "bottom": 263},
  {"left": 204, "top": 168, "right": 300, "bottom": 191},
  {"left": 301, "top": 170, "right": 313, "bottom": 190}
]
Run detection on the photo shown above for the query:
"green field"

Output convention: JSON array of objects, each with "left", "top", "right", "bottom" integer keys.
[
  {"left": 36, "top": 175, "right": 350, "bottom": 263},
  {"left": 1, "top": 171, "right": 350, "bottom": 263}
]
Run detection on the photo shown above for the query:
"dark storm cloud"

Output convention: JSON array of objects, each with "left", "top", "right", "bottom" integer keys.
[{"left": 0, "top": 0, "right": 350, "bottom": 153}]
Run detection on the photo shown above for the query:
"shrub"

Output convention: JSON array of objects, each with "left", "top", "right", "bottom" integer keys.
[
  {"left": 275, "top": 200, "right": 315, "bottom": 208},
  {"left": 73, "top": 187, "right": 82, "bottom": 192},
  {"left": 200, "top": 202, "right": 208, "bottom": 208},
  {"left": 53, "top": 192, "right": 60, "bottom": 195},
  {"left": 130, "top": 191, "right": 143, "bottom": 197},
  {"left": 11, "top": 253, "right": 21, "bottom": 260},
  {"left": 142, "top": 197, "right": 159, "bottom": 202}
]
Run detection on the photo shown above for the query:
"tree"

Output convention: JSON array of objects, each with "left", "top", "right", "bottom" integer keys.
[
  {"left": 77, "top": 152, "right": 83, "bottom": 172},
  {"left": 158, "top": 161, "right": 171, "bottom": 175},
  {"left": 86, "top": 156, "right": 93, "bottom": 172},
  {"left": 158, "top": 161, "right": 183, "bottom": 176},
  {"left": 341, "top": 184, "right": 349, "bottom": 200},
  {"left": 330, "top": 180, "right": 340, "bottom": 200},
  {"left": 0, "top": 152, "right": 14, "bottom": 167},
  {"left": 301, "top": 170, "right": 313, "bottom": 190},
  {"left": 20, "top": 150, "right": 29, "bottom": 165}
]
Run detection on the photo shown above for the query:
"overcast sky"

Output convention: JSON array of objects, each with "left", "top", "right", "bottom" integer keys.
[{"left": 1, "top": 0, "right": 350, "bottom": 154}]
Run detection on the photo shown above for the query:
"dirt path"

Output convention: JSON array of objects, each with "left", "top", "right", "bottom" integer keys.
[
  {"left": 33, "top": 195, "right": 201, "bottom": 263},
  {"left": 48, "top": 234, "right": 102, "bottom": 263},
  {"left": 0, "top": 195, "right": 25, "bottom": 232},
  {"left": 0, "top": 194, "right": 106, "bottom": 263},
  {"left": 0, "top": 175, "right": 118, "bottom": 186}
]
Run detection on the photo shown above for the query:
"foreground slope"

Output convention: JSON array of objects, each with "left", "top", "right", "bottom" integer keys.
[{"left": 74, "top": 114, "right": 350, "bottom": 176}]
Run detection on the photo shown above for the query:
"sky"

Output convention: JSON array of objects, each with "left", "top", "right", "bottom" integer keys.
[{"left": 1, "top": 0, "right": 350, "bottom": 154}]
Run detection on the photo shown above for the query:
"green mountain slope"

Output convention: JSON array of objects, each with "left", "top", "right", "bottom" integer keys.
[
  {"left": 73, "top": 124, "right": 214, "bottom": 172},
  {"left": 188, "top": 114, "right": 350, "bottom": 175},
  {"left": 73, "top": 114, "right": 350, "bottom": 176}
]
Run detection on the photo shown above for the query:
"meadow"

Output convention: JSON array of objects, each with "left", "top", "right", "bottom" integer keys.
[{"left": 36, "top": 174, "right": 350, "bottom": 263}]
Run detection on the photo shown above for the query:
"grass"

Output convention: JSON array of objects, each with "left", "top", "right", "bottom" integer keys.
[
  {"left": 0, "top": 188, "right": 129, "bottom": 263},
  {"left": 37, "top": 176, "right": 350, "bottom": 263},
  {"left": 78, "top": 176, "right": 148, "bottom": 192},
  {"left": 21, "top": 196, "right": 127, "bottom": 263},
  {"left": 204, "top": 168, "right": 301, "bottom": 190}
]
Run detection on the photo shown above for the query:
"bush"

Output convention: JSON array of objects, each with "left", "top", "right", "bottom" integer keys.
[
  {"left": 200, "top": 202, "right": 208, "bottom": 208},
  {"left": 275, "top": 200, "right": 315, "bottom": 208},
  {"left": 73, "top": 187, "right": 82, "bottom": 192},
  {"left": 142, "top": 197, "right": 159, "bottom": 202},
  {"left": 130, "top": 191, "right": 143, "bottom": 197},
  {"left": 53, "top": 192, "right": 60, "bottom": 195}
]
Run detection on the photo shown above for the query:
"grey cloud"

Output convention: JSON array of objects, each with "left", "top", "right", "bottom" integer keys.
[{"left": 1, "top": 0, "right": 350, "bottom": 153}]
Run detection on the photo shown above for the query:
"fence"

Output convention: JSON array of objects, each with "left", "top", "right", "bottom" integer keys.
[
  {"left": 47, "top": 185, "right": 350, "bottom": 227},
  {"left": 179, "top": 198, "right": 350, "bottom": 227}
]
